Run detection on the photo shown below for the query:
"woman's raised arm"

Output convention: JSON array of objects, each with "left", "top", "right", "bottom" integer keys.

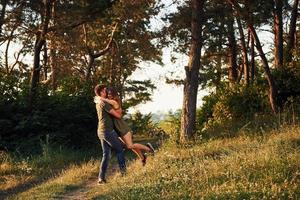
[{"left": 100, "top": 97, "right": 120, "bottom": 110}]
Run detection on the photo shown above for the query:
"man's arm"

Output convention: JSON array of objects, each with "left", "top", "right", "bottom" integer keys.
[
  {"left": 108, "top": 109, "right": 122, "bottom": 119},
  {"left": 103, "top": 101, "right": 122, "bottom": 119}
]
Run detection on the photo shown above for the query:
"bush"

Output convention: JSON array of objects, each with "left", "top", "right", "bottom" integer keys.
[
  {"left": 126, "top": 111, "right": 157, "bottom": 136},
  {"left": 0, "top": 75, "right": 99, "bottom": 152},
  {"left": 273, "top": 67, "right": 300, "bottom": 109},
  {"left": 158, "top": 110, "right": 181, "bottom": 143},
  {"left": 197, "top": 85, "right": 271, "bottom": 138}
]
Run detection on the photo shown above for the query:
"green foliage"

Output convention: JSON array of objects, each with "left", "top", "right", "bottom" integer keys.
[
  {"left": 195, "top": 84, "right": 272, "bottom": 138},
  {"left": 196, "top": 94, "right": 218, "bottom": 132},
  {"left": 213, "top": 85, "right": 268, "bottom": 121},
  {"left": 0, "top": 74, "right": 97, "bottom": 152},
  {"left": 273, "top": 67, "right": 300, "bottom": 108},
  {"left": 123, "top": 80, "right": 156, "bottom": 111},
  {"left": 0, "top": 72, "right": 160, "bottom": 152},
  {"left": 126, "top": 111, "right": 155, "bottom": 135},
  {"left": 158, "top": 110, "right": 181, "bottom": 143},
  {"left": 157, "top": 85, "right": 274, "bottom": 141}
]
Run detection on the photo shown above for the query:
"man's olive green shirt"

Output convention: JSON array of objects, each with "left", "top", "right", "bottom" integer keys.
[{"left": 96, "top": 102, "right": 114, "bottom": 138}]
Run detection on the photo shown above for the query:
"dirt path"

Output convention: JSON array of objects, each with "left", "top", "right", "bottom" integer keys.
[
  {"left": 62, "top": 178, "right": 97, "bottom": 200},
  {"left": 58, "top": 165, "right": 119, "bottom": 200},
  {"left": 54, "top": 138, "right": 158, "bottom": 199}
]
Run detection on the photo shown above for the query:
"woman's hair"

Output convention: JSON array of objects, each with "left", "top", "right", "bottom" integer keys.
[
  {"left": 106, "top": 87, "right": 121, "bottom": 106},
  {"left": 94, "top": 84, "right": 106, "bottom": 96}
]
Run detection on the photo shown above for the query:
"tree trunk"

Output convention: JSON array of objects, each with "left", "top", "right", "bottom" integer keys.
[
  {"left": 49, "top": 48, "right": 57, "bottom": 91},
  {"left": 180, "top": 0, "right": 204, "bottom": 142},
  {"left": 228, "top": 0, "right": 277, "bottom": 113},
  {"left": 249, "top": 26, "right": 277, "bottom": 113},
  {"left": 49, "top": 1, "right": 57, "bottom": 91},
  {"left": 236, "top": 16, "right": 249, "bottom": 85},
  {"left": 4, "top": 29, "right": 14, "bottom": 74},
  {"left": 286, "top": 0, "right": 299, "bottom": 63},
  {"left": 86, "top": 52, "right": 95, "bottom": 81},
  {"left": 43, "top": 42, "right": 48, "bottom": 81},
  {"left": 29, "top": 35, "right": 45, "bottom": 107},
  {"left": 84, "top": 23, "right": 118, "bottom": 81},
  {"left": 227, "top": 13, "right": 238, "bottom": 87},
  {"left": 274, "top": 0, "right": 283, "bottom": 68},
  {"left": 29, "top": 0, "right": 54, "bottom": 109},
  {"left": 216, "top": 32, "right": 223, "bottom": 92},
  {"left": 250, "top": 32, "right": 255, "bottom": 82}
]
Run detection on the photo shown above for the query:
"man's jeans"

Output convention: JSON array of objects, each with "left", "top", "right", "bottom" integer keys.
[{"left": 98, "top": 130, "right": 126, "bottom": 180}]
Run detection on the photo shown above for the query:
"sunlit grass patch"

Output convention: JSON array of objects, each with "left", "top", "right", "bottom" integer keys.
[
  {"left": 0, "top": 152, "right": 37, "bottom": 194},
  {"left": 2, "top": 127, "right": 300, "bottom": 199},
  {"left": 0, "top": 146, "right": 96, "bottom": 199},
  {"left": 86, "top": 126, "right": 300, "bottom": 200},
  {"left": 8, "top": 159, "right": 98, "bottom": 200}
]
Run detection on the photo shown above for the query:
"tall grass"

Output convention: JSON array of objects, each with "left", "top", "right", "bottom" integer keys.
[
  {"left": 0, "top": 140, "right": 97, "bottom": 199},
  {"left": 85, "top": 126, "right": 300, "bottom": 199},
  {"left": 8, "top": 160, "right": 99, "bottom": 200},
  {"left": 2, "top": 127, "right": 300, "bottom": 199}
]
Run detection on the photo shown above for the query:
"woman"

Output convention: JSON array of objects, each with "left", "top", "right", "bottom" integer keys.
[{"left": 95, "top": 87, "right": 155, "bottom": 166}]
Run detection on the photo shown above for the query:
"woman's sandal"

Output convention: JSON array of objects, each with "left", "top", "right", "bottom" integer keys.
[
  {"left": 142, "top": 154, "right": 147, "bottom": 166},
  {"left": 146, "top": 143, "right": 155, "bottom": 154}
]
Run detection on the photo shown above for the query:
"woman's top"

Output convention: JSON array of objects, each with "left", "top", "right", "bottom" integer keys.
[{"left": 99, "top": 97, "right": 131, "bottom": 137}]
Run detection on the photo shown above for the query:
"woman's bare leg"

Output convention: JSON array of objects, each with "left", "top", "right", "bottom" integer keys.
[
  {"left": 122, "top": 132, "right": 152, "bottom": 152},
  {"left": 118, "top": 137, "right": 144, "bottom": 160},
  {"left": 131, "top": 148, "right": 144, "bottom": 160}
]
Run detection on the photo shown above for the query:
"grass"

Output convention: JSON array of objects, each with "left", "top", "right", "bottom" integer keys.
[
  {"left": 0, "top": 144, "right": 97, "bottom": 199},
  {"left": 9, "top": 160, "right": 98, "bottom": 200},
  {"left": 1, "top": 127, "right": 300, "bottom": 199},
  {"left": 85, "top": 126, "right": 300, "bottom": 200}
]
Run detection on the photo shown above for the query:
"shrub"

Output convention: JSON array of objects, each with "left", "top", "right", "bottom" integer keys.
[
  {"left": 158, "top": 110, "right": 181, "bottom": 143},
  {"left": 198, "top": 85, "right": 270, "bottom": 138}
]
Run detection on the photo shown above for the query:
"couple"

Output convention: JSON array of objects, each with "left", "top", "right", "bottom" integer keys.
[{"left": 94, "top": 84, "right": 155, "bottom": 184}]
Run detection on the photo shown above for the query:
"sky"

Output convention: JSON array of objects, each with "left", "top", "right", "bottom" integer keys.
[
  {"left": 127, "top": 49, "right": 208, "bottom": 115},
  {"left": 127, "top": 0, "right": 187, "bottom": 114},
  {"left": 127, "top": 50, "right": 185, "bottom": 114}
]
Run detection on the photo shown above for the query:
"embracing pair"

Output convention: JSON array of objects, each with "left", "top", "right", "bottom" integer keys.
[{"left": 94, "top": 84, "right": 155, "bottom": 184}]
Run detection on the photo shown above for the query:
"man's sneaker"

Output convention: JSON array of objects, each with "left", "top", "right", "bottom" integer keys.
[
  {"left": 120, "top": 170, "right": 127, "bottom": 177},
  {"left": 146, "top": 143, "right": 155, "bottom": 154},
  {"left": 98, "top": 179, "right": 107, "bottom": 184}
]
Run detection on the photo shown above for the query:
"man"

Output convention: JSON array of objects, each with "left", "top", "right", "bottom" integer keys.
[{"left": 94, "top": 84, "right": 126, "bottom": 184}]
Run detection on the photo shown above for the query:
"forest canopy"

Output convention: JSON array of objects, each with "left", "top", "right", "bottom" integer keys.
[{"left": 0, "top": 0, "right": 299, "bottom": 150}]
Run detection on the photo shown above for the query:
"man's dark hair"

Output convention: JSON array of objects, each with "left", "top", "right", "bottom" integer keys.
[{"left": 94, "top": 84, "right": 106, "bottom": 96}]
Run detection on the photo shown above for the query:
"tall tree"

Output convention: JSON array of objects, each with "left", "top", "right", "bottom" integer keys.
[
  {"left": 180, "top": 0, "right": 205, "bottom": 142},
  {"left": 274, "top": 0, "right": 284, "bottom": 68},
  {"left": 236, "top": 16, "right": 249, "bottom": 84},
  {"left": 28, "top": 0, "right": 118, "bottom": 108},
  {"left": 29, "top": 0, "right": 54, "bottom": 109},
  {"left": 226, "top": 7, "right": 238, "bottom": 86},
  {"left": 228, "top": 0, "right": 278, "bottom": 113},
  {"left": 286, "top": 0, "right": 299, "bottom": 63},
  {"left": 250, "top": 31, "right": 256, "bottom": 82}
]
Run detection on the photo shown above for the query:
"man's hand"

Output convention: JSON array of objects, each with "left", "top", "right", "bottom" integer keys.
[
  {"left": 94, "top": 96, "right": 105, "bottom": 106},
  {"left": 99, "top": 101, "right": 105, "bottom": 107}
]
